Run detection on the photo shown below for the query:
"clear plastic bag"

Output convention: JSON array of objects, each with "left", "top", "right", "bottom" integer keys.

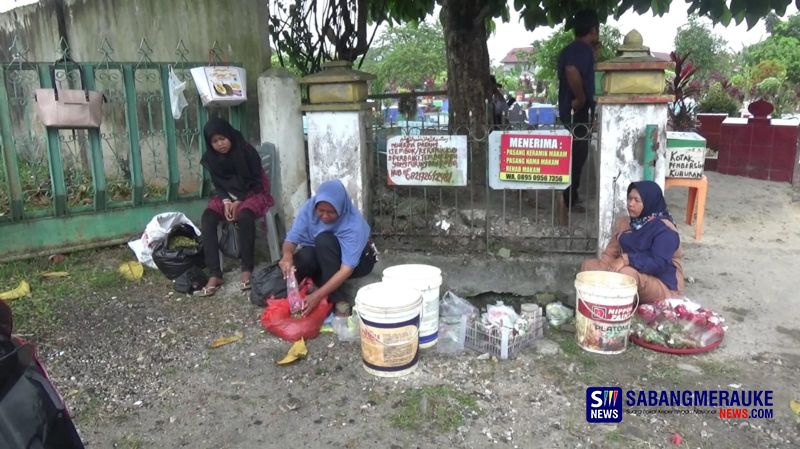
[
  {"left": 437, "top": 291, "right": 477, "bottom": 353},
  {"left": 168, "top": 67, "right": 188, "bottom": 120},
  {"left": 332, "top": 307, "right": 360, "bottom": 342}
]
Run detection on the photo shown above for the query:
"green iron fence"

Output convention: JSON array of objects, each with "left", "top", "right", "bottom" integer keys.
[{"left": 0, "top": 40, "right": 245, "bottom": 261}]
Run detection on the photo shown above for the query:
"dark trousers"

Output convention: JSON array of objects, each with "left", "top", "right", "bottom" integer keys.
[
  {"left": 563, "top": 109, "right": 591, "bottom": 206},
  {"left": 293, "top": 232, "right": 376, "bottom": 303},
  {"left": 201, "top": 208, "right": 256, "bottom": 278}
]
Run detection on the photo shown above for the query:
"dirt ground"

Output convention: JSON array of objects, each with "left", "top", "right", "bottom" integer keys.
[{"left": 8, "top": 171, "right": 800, "bottom": 448}]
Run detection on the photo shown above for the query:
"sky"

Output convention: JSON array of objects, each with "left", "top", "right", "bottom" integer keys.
[{"left": 486, "top": 3, "right": 799, "bottom": 64}]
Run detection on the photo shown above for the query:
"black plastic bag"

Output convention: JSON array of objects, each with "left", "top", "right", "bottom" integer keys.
[
  {"left": 250, "top": 264, "right": 286, "bottom": 307},
  {"left": 1, "top": 301, "right": 85, "bottom": 449},
  {"left": 173, "top": 266, "right": 209, "bottom": 294},
  {"left": 152, "top": 223, "right": 204, "bottom": 280},
  {"left": 219, "top": 222, "right": 240, "bottom": 259}
]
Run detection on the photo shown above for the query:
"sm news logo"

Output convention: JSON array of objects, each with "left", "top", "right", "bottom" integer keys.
[{"left": 586, "top": 387, "right": 623, "bottom": 423}]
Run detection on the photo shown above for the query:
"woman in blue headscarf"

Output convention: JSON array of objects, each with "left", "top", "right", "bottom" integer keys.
[
  {"left": 581, "top": 181, "right": 684, "bottom": 303},
  {"left": 279, "top": 180, "right": 377, "bottom": 316}
]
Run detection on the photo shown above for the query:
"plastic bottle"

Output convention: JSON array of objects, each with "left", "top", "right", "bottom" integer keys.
[{"left": 286, "top": 270, "right": 303, "bottom": 316}]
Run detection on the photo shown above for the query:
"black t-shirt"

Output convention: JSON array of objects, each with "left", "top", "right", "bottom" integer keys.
[{"left": 557, "top": 40, "right": 595, "bottom": 123}]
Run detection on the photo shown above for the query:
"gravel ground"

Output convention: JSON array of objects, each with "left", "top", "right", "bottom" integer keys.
[{"left": 12, "top": 171, "right": 800, "bottom": 448}]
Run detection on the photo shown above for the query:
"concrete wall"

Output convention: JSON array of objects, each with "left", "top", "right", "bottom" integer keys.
[
  {"left": 0, "top": 0, "right": 269, "bottom": 136},
  {"left": 258, "top": 68, "right": 309, "bottom": 225}
]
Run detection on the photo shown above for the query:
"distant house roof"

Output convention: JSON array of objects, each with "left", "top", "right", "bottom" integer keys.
[
  {"left": 652, "top": 51, "right": 672, "bottom": 62},
  {"left": 501, "top": 47, "right": 536, "bottom": 64}
]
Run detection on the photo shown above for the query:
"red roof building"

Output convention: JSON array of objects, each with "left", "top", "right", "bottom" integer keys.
[{"left": 500, "top": 47, "right": 536, "bottom": 72}]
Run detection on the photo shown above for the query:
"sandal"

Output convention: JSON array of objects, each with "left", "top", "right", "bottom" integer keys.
[
  {"left": 240, "top": 280, "right": 251, "bottom": 292},
  {"left": 194, "top": 285, "right": 221, "bottom": 297}
]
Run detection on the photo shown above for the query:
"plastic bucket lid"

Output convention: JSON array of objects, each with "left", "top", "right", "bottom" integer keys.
[
  {"left": 575, "top": 271, "right": 636, "bottom": 293},
  {"left": 382, "top": 264, "right": 442, "bottom": 289},
  {"left": 355, "top": 282, "right": 422, "bottom": 324}
]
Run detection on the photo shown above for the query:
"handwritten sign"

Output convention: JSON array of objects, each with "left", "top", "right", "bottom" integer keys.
[
  {"left": 667, "top": 147, "right": 705, "bottom": 178},
  {"left": 499, "top": 134, "right": 572, "bottom": 183},
  {"left": 489, "top": 130, "right": 573, "bottom": 190},
  {"left": 386, "top": 135, "right": 467, "bottom": 186}
]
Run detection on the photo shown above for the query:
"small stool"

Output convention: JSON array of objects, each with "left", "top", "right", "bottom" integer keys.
[{"left": 665, "top": 175, "right": 708, "bottom": 241}]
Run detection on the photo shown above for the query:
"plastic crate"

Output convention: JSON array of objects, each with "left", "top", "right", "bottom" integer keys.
[{"left": 464, "top": 318, "right": 542, "bottom": 360}]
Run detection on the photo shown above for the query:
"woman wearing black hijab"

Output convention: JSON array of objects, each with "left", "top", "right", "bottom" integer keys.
[{"left": 197, "top": 117, "right": 274, "bottom": 296}]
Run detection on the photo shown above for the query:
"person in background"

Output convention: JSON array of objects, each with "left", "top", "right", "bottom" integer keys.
[
  {"left": 279, "top": 180, "right": 378, "bottom": 316},
  {"left": 580, "top": 181, "right": 684, "bottom": 303},
  {"left": 490, "top": 75, "right": 509, "bottom": 128},
  {"left": 196, "top": 117, "right": 274, "bottom": 296},
  {"left": 557, "top": 9, "right": 600, "bottom": 212}
]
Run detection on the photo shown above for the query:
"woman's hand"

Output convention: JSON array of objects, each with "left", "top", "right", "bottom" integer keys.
[
  {"left": 227, "top": 201, "right": 242, "bottom": 221},
  {"left": 278, "top": 255, "right": 294, "bottom": 279},
  {"left": 611, "top": 253, "right": 629, "bottom": 271},
  {"left": 223, "top": 200, "right": 234, "bottom": 221},
  {"left": 302, "top": 291, "right": 322, "bottom": 317}
]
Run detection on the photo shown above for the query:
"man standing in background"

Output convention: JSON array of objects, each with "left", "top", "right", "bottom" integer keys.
[{"left": 558, "top": 10, "right": 600, "bottom": 213}]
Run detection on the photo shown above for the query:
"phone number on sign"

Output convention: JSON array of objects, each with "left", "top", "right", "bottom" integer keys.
[{"left": 500, "top": 173, "right": 569, "bottom": 183}]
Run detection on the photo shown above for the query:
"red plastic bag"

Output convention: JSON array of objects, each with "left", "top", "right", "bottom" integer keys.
[{"left": 260, "top": 278, "right": 332, "bottom": 342}]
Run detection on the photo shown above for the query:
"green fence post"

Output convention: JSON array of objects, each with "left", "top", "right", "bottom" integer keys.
[
  {"left": 643, "top": 124, "right": 658, "bottom": 182},
  {"left": 0, "top": 66, "right": 25, "bottom": 220},
  {"left": 198, "top": 99, "right": 211, "bottom": 197},
  {"left": 82, "top": 64, "right": 106, "bottom": 211},
  {"left": 229, "top": 105, "right": 242, "bottom": 133},
  {"left": 38, "top": 64, "right": 67, "bottom": 216},
  {"left": 160, "top": 65, "right": 179, "bottom": 201},
  {"left": 123, "top": 64, "right": 145, "bottom": 206}
]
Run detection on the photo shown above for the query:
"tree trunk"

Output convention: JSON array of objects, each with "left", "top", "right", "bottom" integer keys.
[{"left": 441, "top": 0, "right": 491, "bottom": 184}]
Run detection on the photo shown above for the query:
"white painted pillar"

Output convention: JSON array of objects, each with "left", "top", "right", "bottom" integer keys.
[
  {"left": 305, "top": 110, "right": 370, "bottom": 215},
  {"left": 596, "top": 101, "right": 669, "bottom": 254},
  {"left": 258, "top": 67, "right": 309, "bottom": 225}
]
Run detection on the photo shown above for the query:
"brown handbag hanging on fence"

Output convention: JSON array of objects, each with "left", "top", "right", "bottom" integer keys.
[{"left": 33, "top": 58, "right": 104, "bottom": 129}]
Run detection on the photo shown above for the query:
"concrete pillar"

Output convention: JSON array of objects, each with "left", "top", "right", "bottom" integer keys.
[
  {"left": 595, "top": 102, "right": 669, "bottom": 251},
  {"left": 305, "top": 110, "right": 370, "bottom": 213},
  {"left": 595, "top": 30, "right": 672, "bottom": 254},
  {"left": 300, "top": 61, "right": 375, "bottom": 215},
  {"left": 258, "top": 67, "right": 308, "bottom": 225}
]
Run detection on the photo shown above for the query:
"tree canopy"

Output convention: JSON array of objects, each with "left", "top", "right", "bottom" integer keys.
[
  {"left": 743, "top": 13, "right": 800, "bottom": 84},
  {"left": 360, "top": 22, "right": 447, "bottom": 93},
  {"left": 674, "top": 15, "right": 732, "bottom": 81},
  {"left": 269, "top": 0, "right": 797, "bottom": 128}
]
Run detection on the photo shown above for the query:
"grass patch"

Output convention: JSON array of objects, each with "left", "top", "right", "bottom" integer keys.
[
  {"left": 0, "top": 246, "right": 145, "bottom": 335},
  {"left": 111, "top": 435, "right": 145, "bottom": 449},
  {"left": 555, "top": 334, "right": 597, "bottom": 368},
  {"left": 390, "top": 385, "right": 479, "bottom": 432},
  {"left": 694, "top": 359, "right": 740, "bottom": 378},
  {"left": 605, "top": 429, "right": 639, "bottom": 446},
  {"left": 649, "top": 364, "right": 684, "bottom": 383}
]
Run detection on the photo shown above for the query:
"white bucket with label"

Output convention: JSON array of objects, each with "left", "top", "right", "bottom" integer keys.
[
  {"left": 574, "top": 271, "right": 639, "bottom": 354},
  {"left": 382, "top": 264, "right": 442, "bottom": 349},
  {"left": 355, "top": 282, "right": 422, "bottom": 377}
]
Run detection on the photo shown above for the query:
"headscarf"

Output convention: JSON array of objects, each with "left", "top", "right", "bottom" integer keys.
[
  {"left": 285, "top": 180, "right": 371, "bottom": 268},
  {"left": 628, "top": 181, "right": 674, "bottom": 231},
  {"left": 200, "top": 117, "right": 262, "bottom": 200}
]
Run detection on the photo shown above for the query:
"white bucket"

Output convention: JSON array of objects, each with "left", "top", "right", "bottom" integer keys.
[
  {"left": 382, "top": 264, "right": 442, "bottom": 349},
  {"left": 355, "top": 282, "right": 422, "bottom": 377},
  {"left": 574, "top": 271, "right": 639, "bottom": 354}
]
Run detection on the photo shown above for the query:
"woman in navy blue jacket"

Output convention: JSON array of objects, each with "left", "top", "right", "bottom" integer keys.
[{"left": 581, "top": 181, "right": 684, "bottom": 303}]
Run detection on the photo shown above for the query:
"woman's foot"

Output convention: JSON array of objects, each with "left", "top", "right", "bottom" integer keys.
[
  {"left": 195, "top": 276, "right": 223, "bottom": 297},
  {"left": 240, "top": 271, "right": 252, "bottom": 291}
]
